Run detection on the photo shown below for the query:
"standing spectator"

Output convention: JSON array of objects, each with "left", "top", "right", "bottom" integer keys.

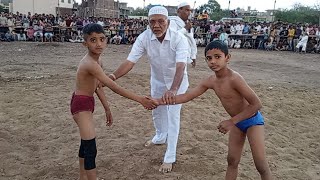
[
  {"left": 169, "top": 2, "right": 197, "bottom": 67},
  {"left": 22, "top": 15, "right": 30, "bottom": 28},
  {"left": 242, "top": 22, "right": 250, "bottom": 34},
  {"left": 287, "top": 25, "right": 295, "bottom": 51}
]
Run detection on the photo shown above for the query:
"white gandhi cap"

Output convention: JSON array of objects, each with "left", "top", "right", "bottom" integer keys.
[
  {"left": 148, "top": 6, "right": 168, "bottom": 17},
  {"left": 177, "top": 2, "right": 191, "bottom": 9}
]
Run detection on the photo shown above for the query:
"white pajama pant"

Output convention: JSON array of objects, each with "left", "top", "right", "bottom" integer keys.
[
  {"left": 151, "top": 85, "right": 187, "bottom": 163},
  {"left": 152, "top": 103, "right": 182, "bottom": 163},
  {"left": 296, "top": 42, "right": 307, "bottom": 51}
]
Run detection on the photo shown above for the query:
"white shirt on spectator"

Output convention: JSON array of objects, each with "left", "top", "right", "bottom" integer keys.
[
  {"left": 7, "top": 18, "right": 14, "bottom": 27},
  {"left": 230, "top": 25, "right": 236, "bottom": 34},
  {"left": 0, "top": 16, "right": 7, "bottom": 26},
  {"left": 299, "top": 35, "right": 309, "bottom": 44},
  {"left": 112, "top": 34, "right": 122, "bottom": 41},
  {"left": 97, "top": 20, "right": 104, "bottom": 27},
  {"left": 127, "top": 28, "right": 189, "bottom": 91},
  {"left": 255, "top": 25, "right": 262, "bottom": 32},
  {"left": 235, "top": 23, "right": 243, "bottom": 35},
  {"left": 169, "top": 16, "right": 197, "bottom": 62}
]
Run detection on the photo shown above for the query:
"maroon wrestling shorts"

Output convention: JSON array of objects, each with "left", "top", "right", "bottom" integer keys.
[{"left": 70, "top": 92, "right": 95, "bottom": 115}]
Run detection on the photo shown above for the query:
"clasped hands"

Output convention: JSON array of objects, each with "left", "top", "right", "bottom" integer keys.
[{"left": 141, "top": 89, "right": 177, "bottom": 110}]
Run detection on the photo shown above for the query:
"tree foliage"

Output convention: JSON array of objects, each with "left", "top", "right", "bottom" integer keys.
[
  {"left": 0, "top": 5, "right": 4, "bottom": 13},
  {"left": 275, "top": 3, "right": 320, "bottom": 24},
  {"left": 197, "top": 0, "right": 229, "bottom": 21},
  {"left": 198, "top": 0, "right": 221, "bottom": 13},
  {"left": 130, "top": 7, "right": 148, "bottom": 16}
]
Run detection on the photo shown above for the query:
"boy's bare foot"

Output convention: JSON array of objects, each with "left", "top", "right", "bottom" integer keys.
[{"left": 159, "top": 163, "right": 173, "bottom": 173}]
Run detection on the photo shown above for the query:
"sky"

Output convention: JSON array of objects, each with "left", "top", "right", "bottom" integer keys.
[{"left": 75, "top": 0, "right": 320, "bottom": 11}]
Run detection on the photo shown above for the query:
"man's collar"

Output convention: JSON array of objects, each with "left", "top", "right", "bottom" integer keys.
[{"left": 151, "top": 28, "right": 170, "bottom": 41}]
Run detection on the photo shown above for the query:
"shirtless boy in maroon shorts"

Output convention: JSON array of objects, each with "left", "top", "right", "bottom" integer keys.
[{"left": 70, "top": 23, "right": 158, "bottom": 180}]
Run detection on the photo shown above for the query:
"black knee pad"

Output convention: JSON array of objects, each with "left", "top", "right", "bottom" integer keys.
[
  {"left": 82, "top": 138, "right": 97, "bottom": 170},
  {"left": 78, "top": 140, "right": 85, "bottom": 158}
]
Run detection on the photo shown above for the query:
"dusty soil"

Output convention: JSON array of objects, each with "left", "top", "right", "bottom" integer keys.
[{"left": 0, "top": 42, "right": 319, "bottom": 180}]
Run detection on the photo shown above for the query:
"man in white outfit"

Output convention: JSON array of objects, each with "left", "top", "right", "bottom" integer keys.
[
  {"left": 296, "top": 32, "right": 309, "bottom": 53},
  {"left": 169, "top": 2, "right": 197, "bottom": 67},
  {"left": 109, "top": 6, "right": 189, "bottom": 173}
]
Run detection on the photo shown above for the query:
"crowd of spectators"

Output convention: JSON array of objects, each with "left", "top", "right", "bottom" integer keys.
[
  {"left": 0, "top": 12, "right": 147, "bottom": 44},
  {"left": 193, "top": 18, "right": 320, "bottom": 53},
  {"left": 1, "top": 11, "right": 320, "bottom": 53}
]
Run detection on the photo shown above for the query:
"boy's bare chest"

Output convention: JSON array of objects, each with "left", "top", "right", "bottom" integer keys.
[{"left": 212, "top": 80, "right": 236, "bottom": 100}]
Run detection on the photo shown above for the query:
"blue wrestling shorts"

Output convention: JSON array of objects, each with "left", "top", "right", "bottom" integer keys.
[{"left": 235, "top": 111, "right": 264, "bottom": 133}]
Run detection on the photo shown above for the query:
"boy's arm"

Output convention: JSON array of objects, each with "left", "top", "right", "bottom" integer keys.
[
  {"left": 95, "top": 87, "right": 113, "bottom": 126},
  {"left": 88, "top": 62, "right": 157, "bottom": 110},
  {"left": 229, "top": 74, "right": 262, "bottom": 124},
  {"left": 159, "top": 78, "right": 210, "bottom": 105}
]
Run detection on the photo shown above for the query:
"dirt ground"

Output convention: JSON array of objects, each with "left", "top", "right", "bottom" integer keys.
[{"left": 0, "top": 42, "right": 320, "bottom": 180}]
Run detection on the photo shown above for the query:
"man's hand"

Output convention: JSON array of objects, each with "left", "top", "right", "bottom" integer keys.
[
  {"left": 185, "top": 21, "right": 192, "bottom": 32},
  {"left": 191, "top": 59, "right": 196, "bottom": 68},
  {"left": 162, "top": 90, "right": 177, "bottom": 105},
  {"left": 105, "top": 109, "right": 113, "bottom": 126},
  {"left": 217, "top": 120, "right": 235, "bottom": 134},
  {"left": 109, "top": 73, "right": 116, "bottom": 81},
  {"left": 140, "top": 96, "right": 158, "bottom": 110}
]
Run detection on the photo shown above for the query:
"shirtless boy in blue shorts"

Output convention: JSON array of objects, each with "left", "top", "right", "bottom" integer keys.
[{"left": 158, "top": 40, "right": 273, "bottom": 179}]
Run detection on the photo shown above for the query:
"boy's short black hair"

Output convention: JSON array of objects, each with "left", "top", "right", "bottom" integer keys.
[
  {"left": 205, "top": 40, "right": 229, "bottom": 56},
  {"left": 82, "top": 23, "right": 105, "bottom": 40}
]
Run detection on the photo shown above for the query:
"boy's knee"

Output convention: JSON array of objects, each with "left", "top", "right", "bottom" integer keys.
[
  {"left": 81, "top": 138, "right": 97, "bottom": 170},
  {"left": 227, "top": 155, "right": 240, "bottom": 168},
  {"left": 255, "top": 160, "right": 269, "bottom": 175}
]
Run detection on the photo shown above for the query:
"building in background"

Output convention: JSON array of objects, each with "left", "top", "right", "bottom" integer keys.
[
  {"left": 12, "top": 0, "right": 74, "bottom": 15},
  {"left": 78, "top": 0, "right": 120, "bottom": 18},
  {"left": 119, "top": 2, "right": 132, "bottom": 18}
]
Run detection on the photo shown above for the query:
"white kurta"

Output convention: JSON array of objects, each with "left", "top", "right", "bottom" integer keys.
[
  {"left": 169, "top": 16, "right": 197, "bottom": 63},
  {"left": 127, "top": 28, "right": 189, "bottom": 163}
]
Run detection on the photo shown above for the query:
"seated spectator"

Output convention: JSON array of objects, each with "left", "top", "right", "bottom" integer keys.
[
  {"left": 33, "top": 23, "right": 44, "bottom": 42},
  {"left": 234, "top": 39, "right": 241, "bottom": 49},
  {"left": 296, "top": 32, "right": 309, "bottom": 53},
  {"left": 195, "top": 36, "right": 205, "bottom": 47},
  {"left": 44, "top": 23, "right": 54, "bottom": 42},
  {"left": 128, "top": 35, "right": 136, "bottom": 44},
  {"left": 315, "top": 43, "right": 320, "bottom": 53},
  {"left": 243, "top": 40, "right": 252, "bottom": 49},
  {"left": 316, "top": 27, "right": 320, "bottom": 43},
  {"left": 5, "top": 31, "right": 14, "bottom": 42},
  {"left": 265, "top": 38, "right": 274, "bottom": 51},
  {"left": 112, "top": 33, "right": 122, "bottom": 45},
  {"left": 229, "top": 38, "right": 238, "bottom": 48},
  {"left": 15, "top": 28, "right": 26, "bottom": 41},
  {"left": 26, "top": 26, "right": 35, "bottom": 41}
]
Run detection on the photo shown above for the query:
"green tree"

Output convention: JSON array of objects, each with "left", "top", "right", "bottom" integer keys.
[
  {"left": 0, "top": 5, "right": 4, "bottom": 13},
  {"left": 275, "top": 3, "right": 320, "bottom": 24},
  {"left": 198, "top": 0, "right": 229, "bottom": 21},
  {"left": 130, "top": 7, "right": 148, "bottom": 16},
  {"left": 198, "top": 0, "right": 221, "bottom": 13}
]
